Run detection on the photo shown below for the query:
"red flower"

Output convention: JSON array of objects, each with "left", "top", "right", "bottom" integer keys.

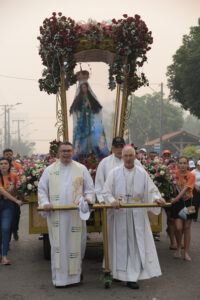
[
  {"left": 127, "top": 17, "right": 133, "bottom": 23},
  {"left": 58, "top": 12, "right": 62, "bottom": 16},
  {"left": 135, "top": 14, "right": 141, "bottom": 19},
  {"left": 123, "top": 14, "right": 128, "bottom": 18},
  {"left": 52, "top": 12, "right": 56, "bottom": 16}
]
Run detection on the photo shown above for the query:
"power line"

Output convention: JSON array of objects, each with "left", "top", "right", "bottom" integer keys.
[{"left": 0, "top": 74, "right": 37, "bottom": 82}]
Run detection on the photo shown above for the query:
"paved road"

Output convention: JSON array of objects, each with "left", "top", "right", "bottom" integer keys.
[{"left": 0, "top": 205, "right": 200, "bottom": 300}]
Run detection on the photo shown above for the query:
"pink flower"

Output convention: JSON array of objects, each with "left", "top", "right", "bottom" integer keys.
[
  {"left": 154, "top": 165, "right": 159, "bottom": 170},
  {"left": 16, "top": 181, "right": 21, "bottom": 188},
  {"left": 155, "top": 172, "right": 160, "bottom": 177},
  {"left": 154, "top": 180, "right": 158, "bottom": 185}
]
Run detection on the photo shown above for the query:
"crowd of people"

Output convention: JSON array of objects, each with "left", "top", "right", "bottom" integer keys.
[{"left": 0, "top": 140, "right": 199, "bottom": 290}]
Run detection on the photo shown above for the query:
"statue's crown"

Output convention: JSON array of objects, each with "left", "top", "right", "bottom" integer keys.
[{"left": 76, "top": 70, "right": 89, "bottom": 82}]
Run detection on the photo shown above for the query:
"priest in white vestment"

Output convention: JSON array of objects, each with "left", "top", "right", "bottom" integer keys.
[
  {"left": 95, "top": 137, "right": 143, "bottom": 203},
  {"left": 95, "top": 136, "right": 126, "bottom": 203},
  {"left": 38, "top": 142, "right": 94, "bottom": 287},
  {"left": 103, "top": 145, "right": 166, "bottom": 289}
]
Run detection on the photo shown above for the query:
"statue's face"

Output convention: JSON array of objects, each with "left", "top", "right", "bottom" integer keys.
[{"left": 81, "top": 84, "right": 88, "bottom": 94}]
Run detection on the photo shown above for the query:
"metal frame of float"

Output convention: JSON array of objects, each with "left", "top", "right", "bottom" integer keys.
[{"left": 29, "top": 37, "right": 162, "bottom": 260}]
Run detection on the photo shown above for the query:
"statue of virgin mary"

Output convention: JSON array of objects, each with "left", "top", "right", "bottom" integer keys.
[{"left": 70, "top": 70, "right": 109, "bottom": 160}]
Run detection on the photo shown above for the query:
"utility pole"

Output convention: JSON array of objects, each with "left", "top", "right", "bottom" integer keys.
[
  {"left": 7, "top": 108, "right": 11, "bottom": 147},
  {"left": 13, "top": 120, "right": 25, "bottom": 144},
  {"left": 0, "top": 102, "right": 22, "bottom": 149},
  {"left": 4, "top": 106, "right": 7, "bottom": 149},
  {"left": 160, "top": 82, "right": 164, "bottom": 155}
]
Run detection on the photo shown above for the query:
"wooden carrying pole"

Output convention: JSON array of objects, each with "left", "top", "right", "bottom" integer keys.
[
  {"left": 102, "top": 206, "right": 110, "bottom": 273},
  {"left": 37, "top": 203, "right": 171, "bottom": 211},
  {"left": 60, "top": 58, "right": 69, "bottom": 141}
]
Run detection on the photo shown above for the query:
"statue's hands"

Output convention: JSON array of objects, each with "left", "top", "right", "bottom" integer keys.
[
  {"left": 43, "top": 204, "right": 53, "bottom": 211},
  {"left": 85, "top": 100, "right": 91, "bottom": 108}
]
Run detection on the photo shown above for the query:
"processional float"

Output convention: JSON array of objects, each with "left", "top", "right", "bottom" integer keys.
[{"left": 36, "top": 12, "right": 169, "bottom": 288}]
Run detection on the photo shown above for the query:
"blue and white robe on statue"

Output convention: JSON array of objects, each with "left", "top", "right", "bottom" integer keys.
[
  {"left": 72, "top": 104, "right": 109, "bottom": 160},
  {"left": 103, "top": 164, "right": 162, "bottom": 282}
]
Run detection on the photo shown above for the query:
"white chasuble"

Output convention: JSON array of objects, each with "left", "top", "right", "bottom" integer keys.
[
  {"left": 49, "top": 160, "right": 83, "bottom": 274},
  {"left": 38, "top": 160, "right": 94, "bottom": 286},
  {"left": 103, "top": 164, "right": 162, "bottom": 282}
]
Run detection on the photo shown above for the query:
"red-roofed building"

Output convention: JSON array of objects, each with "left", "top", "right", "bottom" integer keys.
[{"left": 143, "top": 130, "right": 200, "bottom": 155}]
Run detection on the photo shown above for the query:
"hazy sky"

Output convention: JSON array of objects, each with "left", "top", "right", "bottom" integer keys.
[{"left": 0, "top": 0, "right": 200, "bottom": 153}]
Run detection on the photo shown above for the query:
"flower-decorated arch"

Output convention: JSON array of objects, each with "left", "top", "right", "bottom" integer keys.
[{"left": 38, "top": 12, "right": 153, "bottom": 140}]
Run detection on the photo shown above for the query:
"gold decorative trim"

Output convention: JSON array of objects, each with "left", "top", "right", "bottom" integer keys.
[
  {"left": 60, "top": 59, "right": 69, "bottom": 141},
  {"left": 55, "top": 91, "right": 63, "bottom": 141},
  {"left": 113, "top": 84, "right": 121, "bottom": 137},
  {"left": 119, "top": 63, "right": 129, "bottom": 137}
]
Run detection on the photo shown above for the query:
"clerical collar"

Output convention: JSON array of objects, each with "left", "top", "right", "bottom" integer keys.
[
  {"left": 60, "top": 161, "right": 72, "bottom": 167},
  {"left": 124, "top": 166, "right": 135, "bottom": 172}
]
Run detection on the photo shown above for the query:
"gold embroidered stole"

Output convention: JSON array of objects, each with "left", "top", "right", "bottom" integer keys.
[{"left": 49, "top": 160, "right": 83, "bottom": 275}]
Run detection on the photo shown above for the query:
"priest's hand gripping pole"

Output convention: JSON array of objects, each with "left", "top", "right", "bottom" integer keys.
[{"left": 37, "top": 203, "right": 171, "bottom": 288}]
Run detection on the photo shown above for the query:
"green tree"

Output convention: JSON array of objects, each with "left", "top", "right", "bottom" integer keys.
[
  {"left": 167, "top": 19, "right": 200, "bottom": 118},
  {"left": 126, "top": 93, "right": 183, "bottom": 147},
  {"left": 183, "top": 145, "right": 200, "bottom": 159},
  {"left": 10, "top": 139, "right": 35, "bottom": 157}
]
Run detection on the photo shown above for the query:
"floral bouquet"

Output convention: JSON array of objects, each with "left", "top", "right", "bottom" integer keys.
[
  {"left": 142, "top": 157, "right": 177, "bottom": 199},
  {"left": 17, "top": 155, "right": 55, "bottom": 196},
  {"left": 49, "top": 139, "right": 62, "bottom": 158},
  {"left": 77, "top": 154, "right": 104, "bottom": 181}
]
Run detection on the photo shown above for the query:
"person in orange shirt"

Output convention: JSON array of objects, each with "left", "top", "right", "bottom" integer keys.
[
  {"left": 3, "top": 149, "right": 22, "bottom": 173},
  {"left": 3, "top": 149, "right": 22, "bottom": 241},
  {"left": 0, "top": 157, "right": 23, "bottom": 265},
  {"left": 171, "top": 156, "right": 195, "bottom": 261}
]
